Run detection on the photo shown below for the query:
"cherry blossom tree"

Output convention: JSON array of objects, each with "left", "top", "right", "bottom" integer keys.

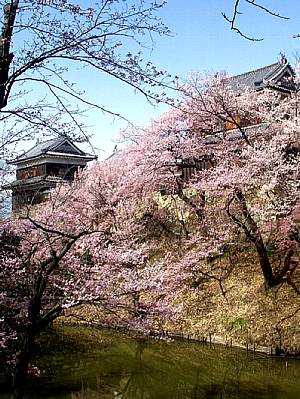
[
  {"left": 123, "top": 73, "right": 300, "bottom": 291},
  {"left": 0, "top": 154, "right": 181, "bottom": 399}
]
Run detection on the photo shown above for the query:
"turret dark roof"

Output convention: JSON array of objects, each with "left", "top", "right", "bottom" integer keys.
[
  {"left": 8, "top": 136, "right": 96, "bottom": 164},
  {"left": 227, "top": 59, "right": 295, "bottom": 93}
]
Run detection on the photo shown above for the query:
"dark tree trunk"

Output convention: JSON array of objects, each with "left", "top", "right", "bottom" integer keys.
[
  {"left": 251, "top": 232, "right": 275, "bottom": 288},
  {"left": 11, "top": 299, "right": 63, "bottom": 398},
  {"left": 9, "top": 231, "right": 86, "bottom": 398},
  {"left": 233, "top": 189, "right": 276, "bottom": 288},
  {"left": 0, "top": 0, "right": 19, "bottom": 109},
  {"left": 11, "top": 271, "right": 45, "bottom": 399},
  {"left": 11, "top": 326, "right": 37, "bottom": 399}
]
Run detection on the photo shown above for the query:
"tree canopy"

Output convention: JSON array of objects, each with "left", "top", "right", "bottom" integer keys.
[
  {"left": 0, "top": 0, "right": 174, "bottom": 160},
  {"left": 1, "top": 71, "right": 300, "bottom": 397}
]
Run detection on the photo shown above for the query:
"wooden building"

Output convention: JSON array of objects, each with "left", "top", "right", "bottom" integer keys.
[
  {"left": 226, "top": 56, "right": 295, "bottom": 95},
  {"left": 4, "top": 136, "right": 96, "bottom": 211},
  {"left": 178, "top": 57, "right": 296, "bottom": 182}
]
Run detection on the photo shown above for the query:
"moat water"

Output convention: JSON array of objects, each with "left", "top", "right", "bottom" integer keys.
[{"left": 1, "top": 325, "right": 300, "bottom": 398}]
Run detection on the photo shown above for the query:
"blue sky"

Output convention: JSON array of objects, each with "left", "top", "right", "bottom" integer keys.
[{"left": 79, "top": 0, "right": 300, "bottom": 158}]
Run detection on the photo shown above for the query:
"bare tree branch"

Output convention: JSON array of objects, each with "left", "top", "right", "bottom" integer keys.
[{"left": 223, "top": 0, "right": 289, "bottom": 41}]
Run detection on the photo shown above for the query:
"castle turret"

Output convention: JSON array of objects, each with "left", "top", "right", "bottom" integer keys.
[{"left": 4, "top": 136, "right": 96, "bottom": 212}]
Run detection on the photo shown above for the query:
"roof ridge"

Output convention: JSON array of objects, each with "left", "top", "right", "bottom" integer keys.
[
  {"left": 17, "top": 136, "right": 65, "bottom": 158},
  {"left": 229, "top": 62, "right": 280, "bottom": 80},
  {"left": 50, "top": 136, "right": 72, "bottom": 151},
  {"left": 37, "top": 136, "right": 65, "bottom": 145}
]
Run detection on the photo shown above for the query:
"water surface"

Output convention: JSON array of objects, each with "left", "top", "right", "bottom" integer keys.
[{"left": 1, "top": 325, "right": 300, "bottom": 398}]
